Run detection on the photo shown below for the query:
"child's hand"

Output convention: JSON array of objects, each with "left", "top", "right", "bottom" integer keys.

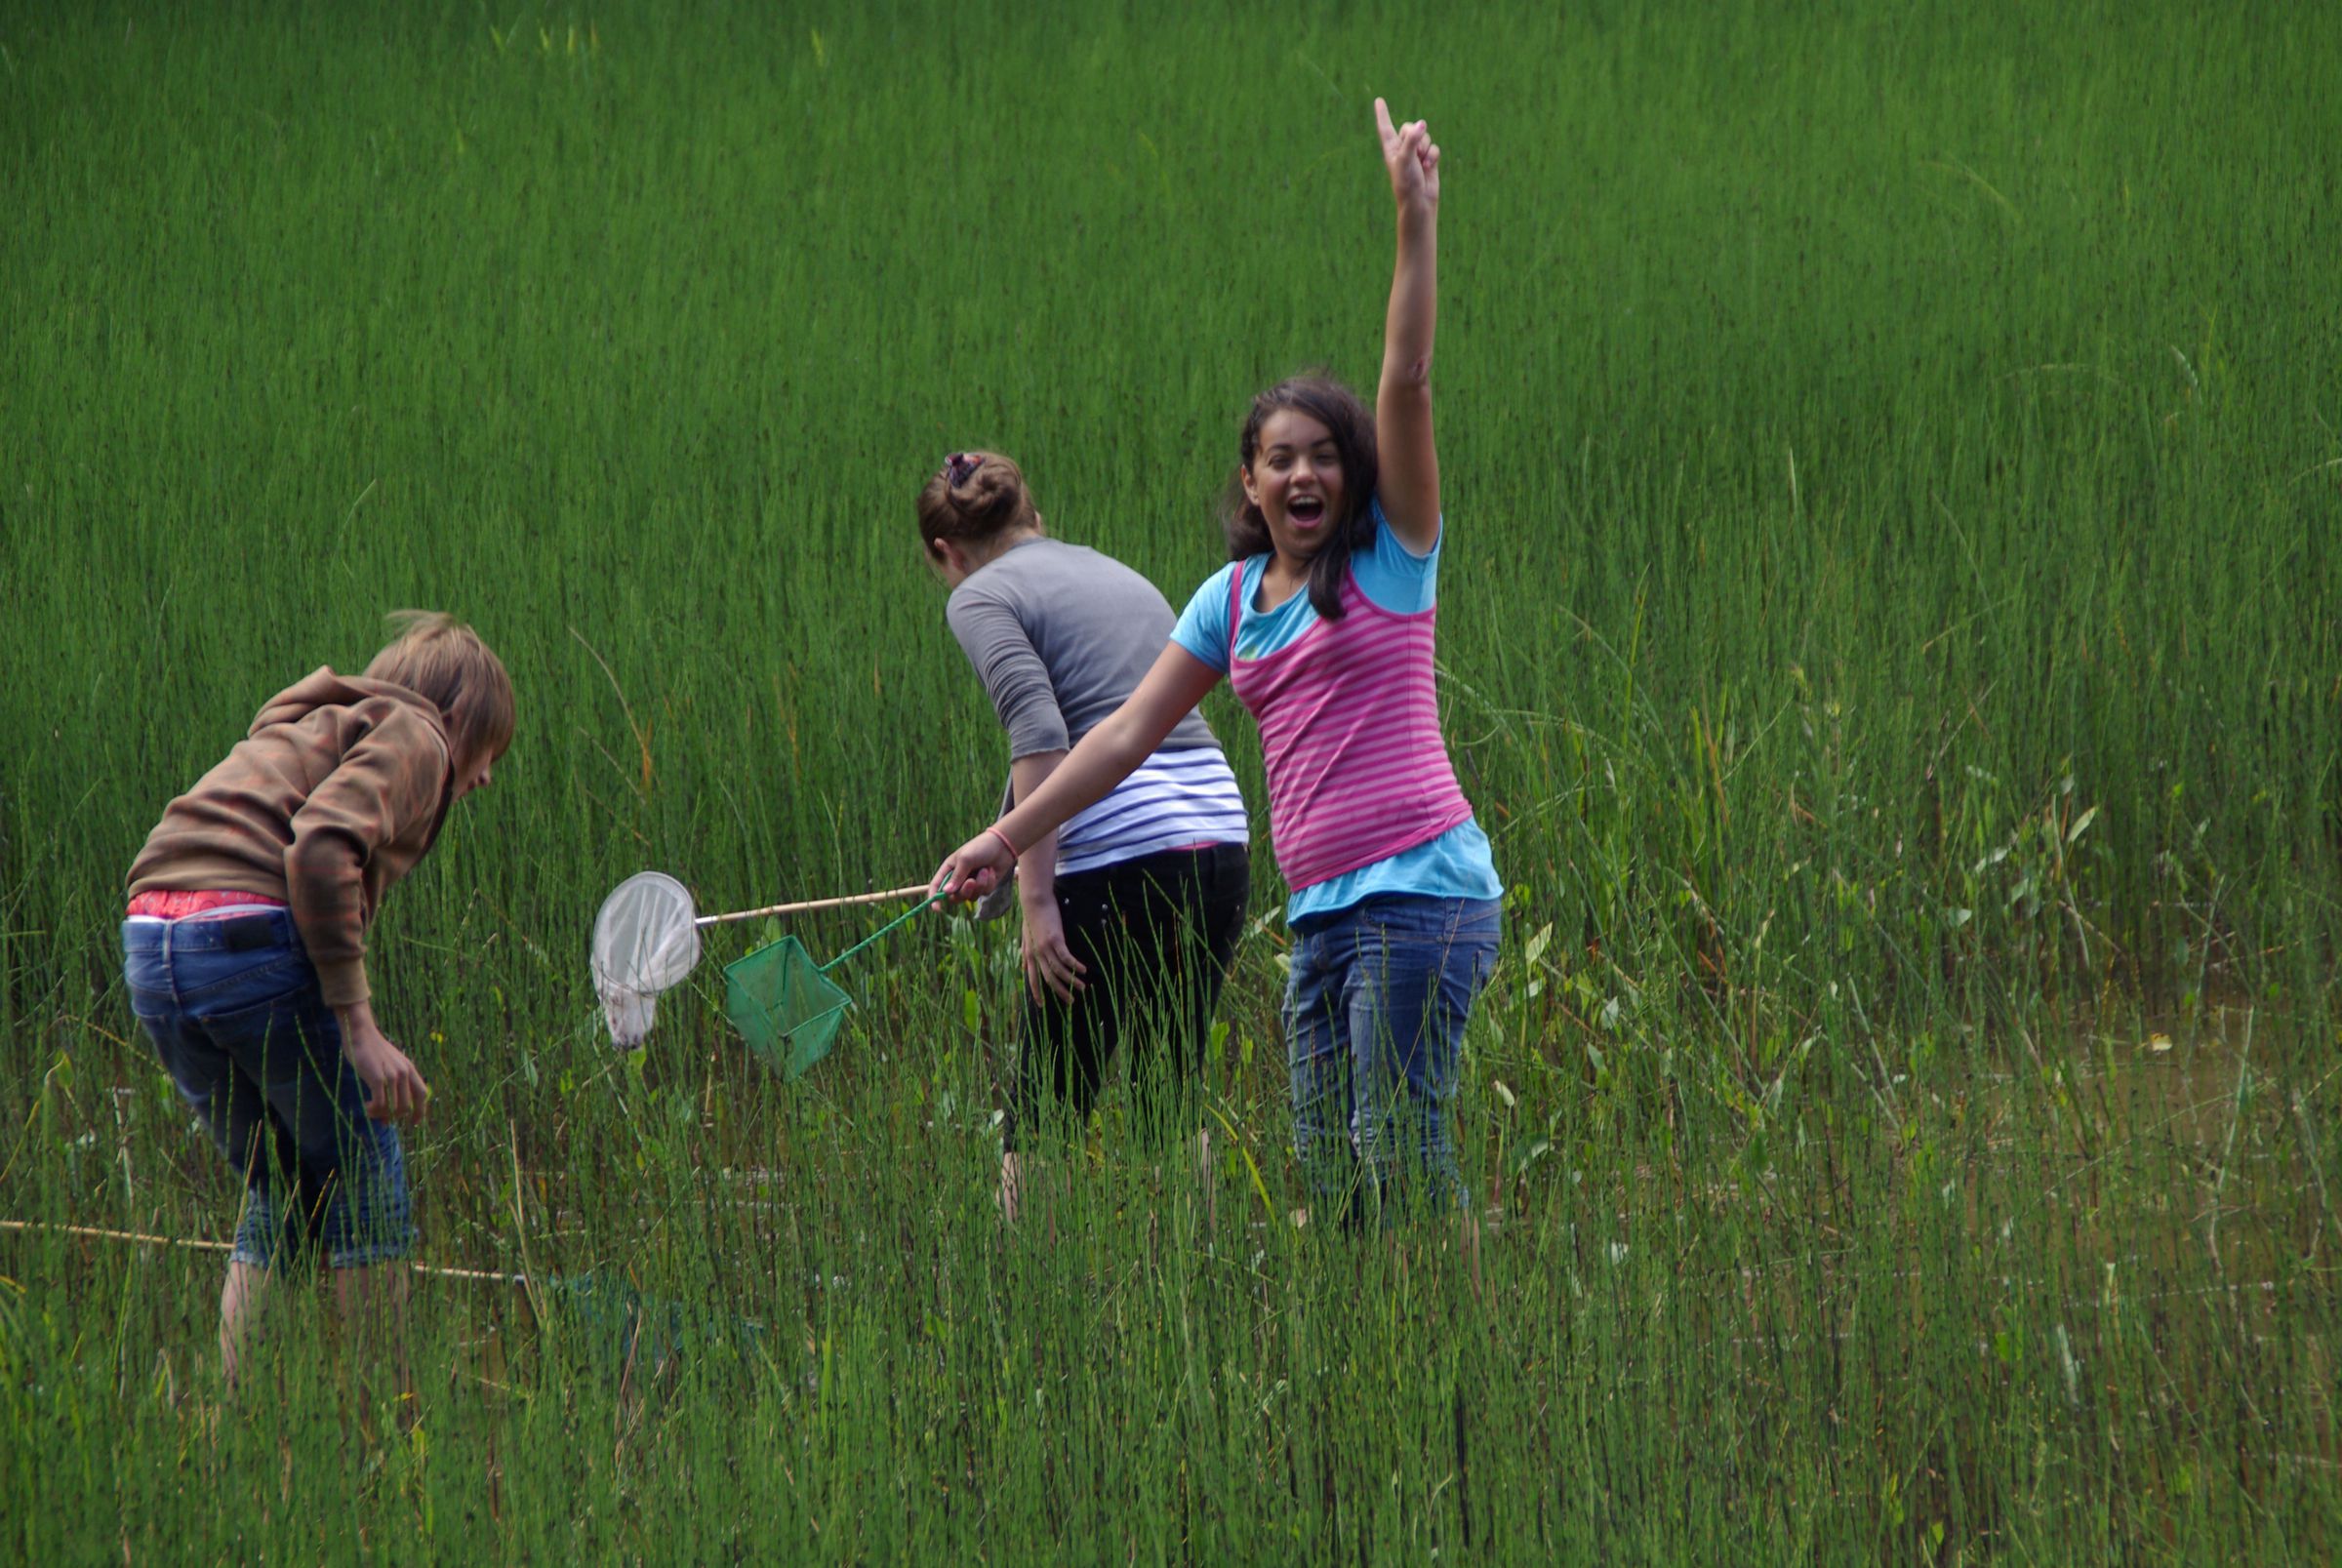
[
  {"left": 341, "top": 1006, "right": 431, "bottom": 1124},
  {"left": 1375, "top": 98, "right": 1440, "bottom": 213},
  {"left": 931, "top": 826, "right": 1017, "bottom": 903},
  {"left": 1019, "top": 894, "right": 1088, "bottom": 1005}
]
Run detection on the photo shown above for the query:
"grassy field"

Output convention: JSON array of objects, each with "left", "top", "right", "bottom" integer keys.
[{"left": 3, "top": 0, "right": 2338, "bottom": 1559}]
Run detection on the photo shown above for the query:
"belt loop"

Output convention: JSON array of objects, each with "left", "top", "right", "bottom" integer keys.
[{"left": 161, "top": 917, "right": 179, "bottom": 1007}]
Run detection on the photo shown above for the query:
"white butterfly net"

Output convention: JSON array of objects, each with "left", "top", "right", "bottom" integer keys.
[{"left": 591, "top": 872, "right": 703, "bottom": 1046}]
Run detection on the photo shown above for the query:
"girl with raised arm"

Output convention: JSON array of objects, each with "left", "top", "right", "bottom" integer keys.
[{"left": 935, "top": 101, "right": 1501, "bottom": 1235}]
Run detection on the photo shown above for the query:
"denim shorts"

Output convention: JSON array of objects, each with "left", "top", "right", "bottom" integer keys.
[
  {"left": 122, "top": 909, "right": 414, "bottom": 1269},
  {"left": 1284, "top": 894, "right": 1501, "bottom": 1225}
]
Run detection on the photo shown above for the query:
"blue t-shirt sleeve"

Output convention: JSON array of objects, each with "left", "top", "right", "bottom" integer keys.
[
  {"left": 1170, "top": 562, "right": 1241, "bottom": 675},
  {"left": 1351, "top": 495, "right": 1442, "bottom": 615}
]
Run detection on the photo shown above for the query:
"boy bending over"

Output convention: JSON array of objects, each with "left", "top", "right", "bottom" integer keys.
[{"left": 122, "top": 612, "right": 512, "bottom": 1395}]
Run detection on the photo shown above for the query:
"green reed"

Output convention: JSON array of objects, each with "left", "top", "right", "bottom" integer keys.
[{"left": 2, "top": 0, "right": 2336, "bottom": 1559}]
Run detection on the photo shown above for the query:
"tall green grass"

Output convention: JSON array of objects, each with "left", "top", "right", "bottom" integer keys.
[{"left": 2, "top": 1, "right": 2336, "bottom": 1559}]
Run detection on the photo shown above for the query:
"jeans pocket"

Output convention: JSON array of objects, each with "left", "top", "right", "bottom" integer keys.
[
  {"left": 1280, "top": 926, "right": 1317, "bottom": 1012},
  {"left": 124, "top": 980, "right": 172, "bottom": 1024},
  {"left": 198, "top": 974, "right": 341, "bottom": 1085},
  {"left": 1362, "top": 896, "right": 1500, "bottom": 959},
  {"left": 180, "top": 949, "right": 316, "bottom": 1016},
  {"left": 122, "top": 941, "right": 171, "bottom": 1012}
]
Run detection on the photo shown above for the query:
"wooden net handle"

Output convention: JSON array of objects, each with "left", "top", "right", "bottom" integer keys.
[{"left": 693, "top": 883, "right": 933, "bottom": 928}]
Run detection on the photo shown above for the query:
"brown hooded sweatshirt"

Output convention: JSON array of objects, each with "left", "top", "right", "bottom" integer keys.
[{"left": 126, "top": 668, "right": 457, "bottom": 1009}]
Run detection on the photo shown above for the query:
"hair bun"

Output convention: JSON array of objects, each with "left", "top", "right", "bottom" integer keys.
[
  {"left": 951, "top": 458, "right": 1022, "bottom": 529},
  {"left": 917, "top": 449, "right": 1040, "bottom": 552}
]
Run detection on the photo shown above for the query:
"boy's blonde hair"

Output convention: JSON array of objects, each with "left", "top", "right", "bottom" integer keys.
[{"left": 364, "top": 611, "right": 515, "bottom": 772}]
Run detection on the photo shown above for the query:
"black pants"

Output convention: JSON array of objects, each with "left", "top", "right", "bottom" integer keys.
[{"left": 1008, "top": 842, "right": 1250, "bottom": 1152}]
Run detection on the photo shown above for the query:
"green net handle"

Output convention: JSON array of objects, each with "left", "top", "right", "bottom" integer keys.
[{"left": 819, "top": 889, "right": 948, "bottom": 974}]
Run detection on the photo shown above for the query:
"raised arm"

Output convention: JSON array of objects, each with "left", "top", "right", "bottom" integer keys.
[
  {"left": 934, "top": 643, "right": 1224, "bottom": 900},
  {"left": 1374, "top": 97, "right": 1443, "bottom": 552}
]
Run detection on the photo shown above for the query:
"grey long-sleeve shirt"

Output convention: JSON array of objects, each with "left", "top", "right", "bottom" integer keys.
[{"left": 945, "top": 537, "right": 1221, "bottom": 760}]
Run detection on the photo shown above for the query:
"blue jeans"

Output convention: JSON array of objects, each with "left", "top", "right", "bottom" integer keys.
[
  {"left": 1284, "top": 895, "right": 1501, "bottom": 1226},
  {"left": 122, "top": 909, "right": 413, "bottom": 1269}
]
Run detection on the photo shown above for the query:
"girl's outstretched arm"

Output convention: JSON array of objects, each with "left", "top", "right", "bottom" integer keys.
[
  {"left": 1374, "top": 97, "right": 1443, "bottom": 552},
  {"left": 933, "top": 643, "right": 1224, "bottom": 900}
]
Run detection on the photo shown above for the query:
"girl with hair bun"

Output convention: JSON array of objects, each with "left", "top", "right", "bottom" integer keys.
[{"left": 918, "top": 450, "right": 1252, "bottom": 1223}]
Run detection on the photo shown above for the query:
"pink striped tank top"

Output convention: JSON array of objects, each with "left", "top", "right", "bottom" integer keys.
[{"left": 1225, "top": 564, "right": 1475, "bottom": 892}]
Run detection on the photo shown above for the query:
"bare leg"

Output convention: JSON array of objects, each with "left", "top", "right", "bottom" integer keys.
[
  {"left": 219, "top": 1260, "right": 269, "bottom": 1392},
  {"left": 999, "top": 1151, "right": 1024, "bottom": 1224}
]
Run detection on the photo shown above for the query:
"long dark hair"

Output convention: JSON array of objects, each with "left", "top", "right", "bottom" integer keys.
[{"left": 1221, "top": 376, "right": 1379, "bottom": 620}]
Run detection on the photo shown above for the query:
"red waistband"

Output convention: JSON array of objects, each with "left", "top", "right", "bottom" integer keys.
[{"left": 127, "top": 891, "right": 289, "bottom": 920}]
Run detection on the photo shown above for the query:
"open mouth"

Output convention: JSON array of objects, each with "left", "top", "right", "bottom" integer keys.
[{"left": 1287, "top": 495, "right": 1326, "bottom": 528}]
